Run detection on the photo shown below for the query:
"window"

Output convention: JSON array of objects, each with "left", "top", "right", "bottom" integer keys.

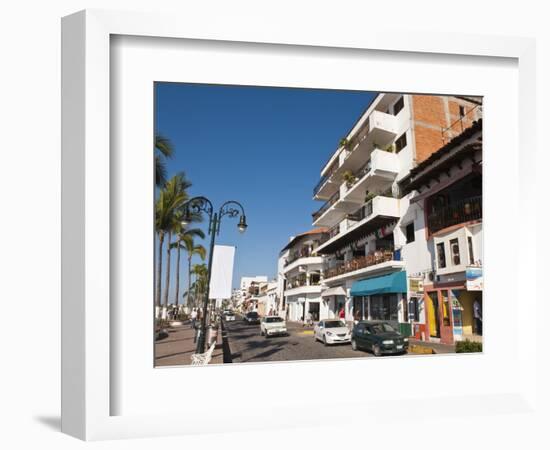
[
  {"left": 395, "top": 132, "right": 407, "bottom": 153},
  {"left": 437, "top": 242, "right": 446, "bottom": 268},
  {"left": 393, "top": 97, "right": 404, "bottom": 115},
  {"left": 468, "top": 236, "right": 475, "bottom": 265},
  {"left": 409, "top": 298, "right": 420, "bottom": 322},
  {"left": 450, "top": 238, "right": 461, "bottom": 265},
  {"left": 459, "top": 105, "right": 465, "bottom": 117},
  {"left": 405, "top": 222, "right": 415, "bottom": 243}
]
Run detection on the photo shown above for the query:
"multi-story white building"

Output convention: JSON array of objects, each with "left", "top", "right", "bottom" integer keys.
[
  {"left": 280, "top": 228, "right": 329, "bottom": 323},
  {"left": 310, "top": 93, "right": 482, "bottom": 335}
]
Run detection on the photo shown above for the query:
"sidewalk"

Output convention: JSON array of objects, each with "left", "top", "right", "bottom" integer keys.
[
  {"left": 408, "top": 338, "right": 456, "bottom": 354},
  {"left": 155, "top": 321, "right": 224, "bottom": 366}
]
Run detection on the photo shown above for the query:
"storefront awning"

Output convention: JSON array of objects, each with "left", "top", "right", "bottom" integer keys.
[
  {"left": 321, "top": 286, "right": 346, "bottom": 297},
  {"left": 350, "top": 271, "right": 407, "bottom": 296}
]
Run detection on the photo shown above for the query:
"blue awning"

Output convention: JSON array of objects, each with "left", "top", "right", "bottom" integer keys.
[{"left": 350, "top": 271, "right": 407, "bottom": 296}]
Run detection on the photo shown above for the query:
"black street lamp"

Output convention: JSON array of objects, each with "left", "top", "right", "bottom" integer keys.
[{"left": 181, "top": 196, "right": 247, "bottom": 354}]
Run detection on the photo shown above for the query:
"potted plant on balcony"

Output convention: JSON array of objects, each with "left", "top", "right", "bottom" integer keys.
[
  {"left": 339, "top": 137, "right": 351, "bottom": 150},
  {"left": 384, "top": 144, "right": 396, "bottom": 153},
  {"left": 343, "top": 170, "right": 356, "bottom": 188},
  {"left": 364, "top": 191, "right": 376, "bottom": 202}
]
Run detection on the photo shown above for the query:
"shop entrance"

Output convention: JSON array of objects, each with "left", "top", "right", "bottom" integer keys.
[
  {"left": 426, "top": 292, "right": 441, "bottom": 338},
  {"left": 308, "top": 302, "right": 320, "bottom": 321}
]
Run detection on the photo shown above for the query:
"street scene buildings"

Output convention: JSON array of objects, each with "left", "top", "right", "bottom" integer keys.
[
  {"left": 238, "top": 94, "right": 483, "bottom": 345},
  {"left": 154, "top": 87, "right": 483, "bottom": 366}
]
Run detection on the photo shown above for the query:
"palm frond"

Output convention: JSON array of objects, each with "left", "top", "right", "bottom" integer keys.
[{"left": 155, "top": 135, "right": 174, "bottom": 158}]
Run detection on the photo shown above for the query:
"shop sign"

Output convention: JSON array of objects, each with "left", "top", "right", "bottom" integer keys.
[
  {"left": 408, "top": 277, "right": 424, "bottom": 294},
  {"left": 466, "top": 266, "right": 483, "bottom": 291}
]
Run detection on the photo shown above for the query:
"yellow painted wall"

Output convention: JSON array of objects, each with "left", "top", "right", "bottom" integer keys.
[{"left": 457, "top": 291, "right": 482, "bottom": 336}]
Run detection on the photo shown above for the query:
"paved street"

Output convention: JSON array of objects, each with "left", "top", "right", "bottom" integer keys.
[{"left": 225, "top": 317, "right": 370, "bottom": 363}]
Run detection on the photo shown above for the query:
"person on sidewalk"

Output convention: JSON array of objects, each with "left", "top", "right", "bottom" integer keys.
[
  {"left": 190, "top": 308, "right": 198, "bottom": 329},
  {"left": 339, "top": 307, "right": 345, "bottom": 320},
  {"left": 473, "top": 299, "right": 482, "bottom": 335}
]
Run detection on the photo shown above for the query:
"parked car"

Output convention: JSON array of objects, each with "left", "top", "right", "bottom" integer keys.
[
  {"left": 222, "top": 310, "right": 236, "bottom": 321},
  {"left": 314, "top": 319, "right": 351, "bottom": 345},
  {"left": 351, "top": 320, "right": 409, "bottom": 356},
  {"left": 243, "top": 311, "right": 260, "bottom": 325},
  {"left": 260, "top": 316, "right": 288, "bottom": 337}
]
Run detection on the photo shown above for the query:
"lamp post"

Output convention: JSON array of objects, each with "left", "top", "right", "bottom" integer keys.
[{"left": 181, "top": 196, "right": 247, "bottom": 354}]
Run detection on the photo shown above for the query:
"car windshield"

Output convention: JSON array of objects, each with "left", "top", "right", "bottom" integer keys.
[
  {"left": 370, "top": 323, "right": 396, "bottom": 334},
  {"left": 224, "top": 311, "right": 232, "bottom": 315},
  {"left": 265, "top": 317, "right": 283, "bottom": 323},
  {"left": 324, "top": 320, "right": 345, "bottom": 328},
  {"left": 247, "top": 312, "right": 259, "bottom": 318}
]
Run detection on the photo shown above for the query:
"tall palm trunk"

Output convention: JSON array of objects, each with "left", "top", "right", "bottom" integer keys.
[
  {"left": 187, "top": 255, "right": 193, "bottom": 309},
  {"left": 155, "top": 231, "right": 164, "bottom": 310},
  {"left": 174, "top": 244, "right": 181, "bottom": 308},
  {"left": 162, "top": 231, "right": 172, "bottom": 312}
]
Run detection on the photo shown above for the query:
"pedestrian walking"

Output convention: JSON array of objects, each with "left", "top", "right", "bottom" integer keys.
[
  {"left": 190, "top": 308, "right": 198, "bottom": 329},
  {"left": 339, "top": 307, "right": 345, "bottom": 320},
  {"left": 473, "top": 299, "right": 482, "bottom": 335}
]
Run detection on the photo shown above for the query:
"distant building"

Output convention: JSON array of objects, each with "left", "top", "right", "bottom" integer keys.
[
  {"left": 238, "top": 275, "right": 268, "bottom": 311},
  {"left": 280, "top": 228, "right": 329, "bottom": 323}
]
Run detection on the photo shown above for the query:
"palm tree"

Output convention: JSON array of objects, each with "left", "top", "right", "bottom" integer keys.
[
  {"left": 192, "top": 263, "right": 209, "bottom": 310},
  {"left": 155, "top": 135, "right": 174, "bottom": 188},
  {"left": 171, "top": 228, "right": 206, "bottom": 310},
  {"left": 155, "top": 173, "right": 191, "bottom": 315}
]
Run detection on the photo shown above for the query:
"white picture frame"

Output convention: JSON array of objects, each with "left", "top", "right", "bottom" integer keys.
[{"left": 61, "top": 9, "right": 539, "bottom": 441}]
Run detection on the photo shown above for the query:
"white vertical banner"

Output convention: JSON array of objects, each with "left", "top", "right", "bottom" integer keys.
[{"left": 209, "top": 245, "right": 235, "bottom": 300}]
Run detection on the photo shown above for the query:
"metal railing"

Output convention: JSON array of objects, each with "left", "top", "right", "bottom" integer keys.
[
  {"left": 427, "top": 195, "right": 482, "bottom": 234},
  {"left": 313, "top": 159, "right": 341, "bottom": 196},
  {"left": 312, "top": 190, "right": 340, "bottom": 222},
  {"left": 324, "top": 249, "right": 396, "bottom": 279}
]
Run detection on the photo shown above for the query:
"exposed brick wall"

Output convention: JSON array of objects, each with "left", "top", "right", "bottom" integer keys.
[
  {"left": 412, "top": 122, "right": 445, "bottom": 164},
  {"left": 411, "top": 95, "right": 448, "bottom": 128},
  {"left": 412, "top": 95, "right": 481, "bottom": 164}
]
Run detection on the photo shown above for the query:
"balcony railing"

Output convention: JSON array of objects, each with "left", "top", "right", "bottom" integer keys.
[
  {"left": 312, "top": 190, "right": 340, "bottom": 222},
  {"left": 284, "top": 245, "right": 325, "bottom": 267},
  {"left": 313, "top": 161, "right": 339, "bottom": 197},
  {"left": 427, "top": 195, "right": 482, "bottom": 234},
  {"left": 324, "top": 250, "right": 397, "bottom": 279}
]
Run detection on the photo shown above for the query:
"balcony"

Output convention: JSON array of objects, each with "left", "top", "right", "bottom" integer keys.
[
  {"left": 313, "top": 167, "right": 340, "bottom": 200},
  {"left": 323, "top": 251, "right": 405, "bottom": 283},
  {"left": 314, "top": 111, "right": 398, "bottom": 200},
  {"left": 338, "top": 111, "right": 398, "bottom": 174},
  {"left": 283, "top": 256, "right": 324, "bottom": 274},
  {"left": 339, "top": 149, "right": 399, "bottom": 205},
  {"left": 311, "top": 191, "right": 340, "bottom": 225},
  {"left": 428, "top": 196, "right": 482, "bottom": 234},
  {"left": 316, "top": 196, "right": 400, "bottom": 255}
]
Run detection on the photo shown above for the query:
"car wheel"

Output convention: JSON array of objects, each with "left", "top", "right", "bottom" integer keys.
[
  {"left": 260, "top": 329, "right": 264, "bottom": 336},
  {"left": 373, "top": 344, "right": 381, "bottom": 357},
  {"left": 323, "top": 336, "right": 328, "bottom": 346},
  {"left": 351, "top": 339, "right": 357, "bottom": 351}
]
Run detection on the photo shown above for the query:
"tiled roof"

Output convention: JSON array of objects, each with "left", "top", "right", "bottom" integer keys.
[{"left": 280, "top": 227, "right": 329, "bottom": 252}]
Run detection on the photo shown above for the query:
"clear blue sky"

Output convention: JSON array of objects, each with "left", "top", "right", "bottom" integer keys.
[{"left": 155, "top": 82, "right": 376, "bottom": 302}]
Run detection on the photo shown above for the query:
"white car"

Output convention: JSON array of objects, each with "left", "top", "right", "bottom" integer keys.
[
  {"left": 314, "top": 319, "right": 351, "bottom": 345},
  {"left": 222, "top": 310, "right": 236, "bottom": 321},
  {"left": 260, "top": 316, "right": 288, "bottom": 338}
]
